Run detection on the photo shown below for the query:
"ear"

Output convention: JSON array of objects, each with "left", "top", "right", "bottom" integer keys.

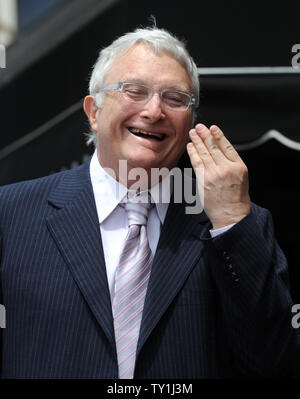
[{"left": 83, "top": 95, "right": 99, "bottom": 131}]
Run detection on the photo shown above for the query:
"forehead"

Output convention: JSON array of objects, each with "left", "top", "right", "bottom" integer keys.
[{"left": 106, "top": 44, "right": 192, "bottom": 91}]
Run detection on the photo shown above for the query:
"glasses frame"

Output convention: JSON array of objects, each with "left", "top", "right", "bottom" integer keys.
[{"left": 95, "top": 81, "right": 197, "bottom": 111}]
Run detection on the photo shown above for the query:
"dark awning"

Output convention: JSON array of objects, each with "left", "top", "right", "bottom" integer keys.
[{"left": 198, "top": 71, "right": 300, "bottom": 150}]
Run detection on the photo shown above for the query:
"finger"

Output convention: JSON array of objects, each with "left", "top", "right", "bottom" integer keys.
[
  {"left": 187, "top": 141, "right": 204, "bottom": 169},
  {"left": 210, "top": 125, "right": 241, "bottom": 162},
  {"left": 188, "top": 128, "right": 216, "bottom": 170},
  {"left": 195, "top": 123, "right": 225, "bottom": 164}
]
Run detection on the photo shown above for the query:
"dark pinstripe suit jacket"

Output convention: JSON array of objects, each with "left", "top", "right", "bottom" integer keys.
[{"left": 0, "top": 159, "right": 298, "bottom": 378}]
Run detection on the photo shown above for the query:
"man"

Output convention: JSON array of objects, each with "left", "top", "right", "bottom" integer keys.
[{"left": 0, "top": 26, "right": 298, "bottom": 378}]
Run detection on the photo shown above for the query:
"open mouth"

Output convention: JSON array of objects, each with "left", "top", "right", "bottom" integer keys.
[{"left": 128, "top": 127, "right": 166, "bottom": 141}]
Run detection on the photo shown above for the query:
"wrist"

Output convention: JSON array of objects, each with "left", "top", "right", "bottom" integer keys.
[{"left": 211, "top": 205, "right": 251, "bottom": 230}]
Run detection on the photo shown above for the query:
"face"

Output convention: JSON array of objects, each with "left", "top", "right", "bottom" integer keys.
[{"left": 84, "top": 44, "right": 195, "bottom": 186}]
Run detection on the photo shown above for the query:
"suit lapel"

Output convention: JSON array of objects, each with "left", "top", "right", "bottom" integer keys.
[
  {"left": 137, "top": 199, "right": 209, "bottom": 354},
  {"left": 45, "top": 161, "right": 115, "bottom": 347}
]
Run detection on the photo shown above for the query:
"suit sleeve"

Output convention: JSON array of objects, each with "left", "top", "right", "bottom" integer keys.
[{"left": 200, "top": 203, "right": 300, "bottom": 377}]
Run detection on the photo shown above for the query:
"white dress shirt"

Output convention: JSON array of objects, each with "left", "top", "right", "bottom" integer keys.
[
  {"left": 90, "top": 151, "right": 169, "bottom": 300},
  {"left": 90, "top": 151, "right": 234, "bottom": 300}
]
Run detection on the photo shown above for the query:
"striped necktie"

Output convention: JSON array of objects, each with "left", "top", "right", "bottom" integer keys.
[{"left": 113, "top": 195, "right": 153, "bottom": 379}]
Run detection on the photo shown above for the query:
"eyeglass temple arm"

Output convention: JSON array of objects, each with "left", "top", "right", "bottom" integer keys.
[{"left": 96, "top": 82, "right": 122, "bottom": 94}]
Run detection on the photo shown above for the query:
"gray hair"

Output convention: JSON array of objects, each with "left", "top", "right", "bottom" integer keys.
[{"left": 86, "top": 26, "right": 199, "bottom": 146}]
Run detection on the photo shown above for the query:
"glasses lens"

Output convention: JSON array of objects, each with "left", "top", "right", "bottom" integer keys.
[
  {"left": 120, "top": 83, "right": 192, "bottom": 111},
  {"left": 122, "top": 83, "right": 149, "bottom": 102},
  {"left": 162, "top": 90, "right": 190, "bottom": 110}
]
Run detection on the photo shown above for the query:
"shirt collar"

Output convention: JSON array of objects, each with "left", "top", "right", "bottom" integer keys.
[{"left": 90, "top": 151, "right": 170, "bottom": 224}]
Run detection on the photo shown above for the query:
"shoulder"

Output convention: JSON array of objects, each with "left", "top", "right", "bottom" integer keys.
[
  {"left": 0, "top": 169, "right": 70, "bottom": 204},
  {"left": 249, "top": 201, "right": 273, "bottom": 221},
  {"left": 0, "top": 160, "right": 90, "bottom": 215}
]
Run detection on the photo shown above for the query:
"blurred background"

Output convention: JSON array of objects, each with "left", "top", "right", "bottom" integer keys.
[{"left": 0, "top": 0, "right": 299, "bottom": 300}]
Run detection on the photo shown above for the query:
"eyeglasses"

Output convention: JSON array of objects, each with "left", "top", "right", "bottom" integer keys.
[{"left": 95, "top": 81, "right": 197, "bottom": 111}]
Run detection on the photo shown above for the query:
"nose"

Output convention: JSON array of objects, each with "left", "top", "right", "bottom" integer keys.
[{"left": 139, "top": 93, "right": 166, "bottom": 122}]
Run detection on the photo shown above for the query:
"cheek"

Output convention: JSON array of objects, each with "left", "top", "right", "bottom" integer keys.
[
  {"left": 174, "top": 116, "right": 192, "bottom": 142},
  {"left": 101, "top": 105, "right": 137, "bottom": 132}
]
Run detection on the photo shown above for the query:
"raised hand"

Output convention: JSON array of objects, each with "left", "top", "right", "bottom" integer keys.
[{"left": 187, "top": 123, "right": 251, "bottom": 229}]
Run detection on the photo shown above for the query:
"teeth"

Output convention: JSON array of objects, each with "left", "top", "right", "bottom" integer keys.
[{"left": 130, "top": 127, "right": 164, "bottom": 140}]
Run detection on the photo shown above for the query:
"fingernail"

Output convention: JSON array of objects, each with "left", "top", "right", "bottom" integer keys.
[
  {"left": 190, "top": 129, "right": 197, "bottom": 136},
  {"left": 196, "top": 124, "right": 205, "bottom": 133},
  {"left": 210, "top": 126, "right": 218, "bottom": 134}
]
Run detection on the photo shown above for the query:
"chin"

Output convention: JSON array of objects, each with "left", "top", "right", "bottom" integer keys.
[{"left": 127, "top": 155, "right": 166, "bottom": 171}]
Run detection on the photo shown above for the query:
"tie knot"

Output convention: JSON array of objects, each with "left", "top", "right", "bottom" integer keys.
[{"left": 125, "top": 196, "right": 152, "bottom": 227}]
